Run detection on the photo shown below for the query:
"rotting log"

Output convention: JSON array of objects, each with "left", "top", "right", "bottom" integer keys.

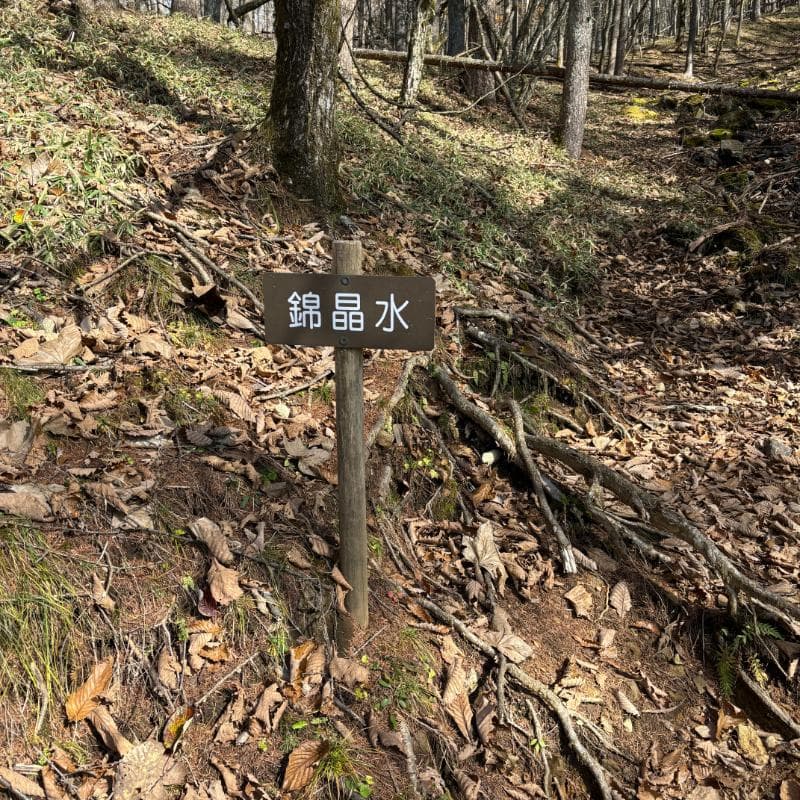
[{"left": 353, "top": 48, "right": 800, "bottom": 102}]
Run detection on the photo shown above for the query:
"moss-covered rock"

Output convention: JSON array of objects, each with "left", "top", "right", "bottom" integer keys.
[
  {"left": 709, "top": 127, "right": 734, "bottom": 140},
  {"left": 717, "top": 170, "right": 750, "bottom": 191},
  {"left": 625, "top": 104, "right": 660, "bottom": 122}
]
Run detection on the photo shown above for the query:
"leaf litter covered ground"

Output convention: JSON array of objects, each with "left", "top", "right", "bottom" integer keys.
[{"left": 1, "top": 3, "right": 800, "bottom": 799}]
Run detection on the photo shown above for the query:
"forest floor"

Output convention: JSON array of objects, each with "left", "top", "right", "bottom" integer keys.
[{"left": 0, "top": 3, "right": 799, "bottom": 799}]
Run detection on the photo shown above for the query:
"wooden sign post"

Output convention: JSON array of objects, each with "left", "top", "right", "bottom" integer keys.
[
  {"left": 263, "top": 241, "right": 435, "bottom": 650},
  {"left": 332, "top": 241, "right": 368, "bottom": 649}
]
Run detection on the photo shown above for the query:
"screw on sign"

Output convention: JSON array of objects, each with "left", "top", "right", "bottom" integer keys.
[{"left": 262, "top": 241, "right": 435, "bottom": 650}]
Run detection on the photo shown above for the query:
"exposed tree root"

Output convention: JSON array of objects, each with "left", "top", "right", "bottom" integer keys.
[
  {"left": 508, "top": 398, "right": 577, "bottom": 574},
  {"left": 366, "top": 354, "right": 428, "bottom": 449},
  {"left": 413, "top": 595, "right": 618, "bottom": 800},
  {"left": 432, "top": 365, "right": 800, "bottom": 627}
]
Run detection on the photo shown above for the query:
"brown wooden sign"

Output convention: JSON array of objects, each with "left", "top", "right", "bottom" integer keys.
[{"left": 262, "top": 273, "right": 435, "bottom": 350}]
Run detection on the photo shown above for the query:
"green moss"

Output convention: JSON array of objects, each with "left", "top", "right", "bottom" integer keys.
[
  {"left": 709, "top": 127, "right": 734, "bottom": 140},
  {"left": 0, "top": 370, "right": 45, "bottom": 420},
  {"left": 624, "top": 105, "right": 660, "bottom": 122},
  {"left": 431, "top": 478, "right": 459, "bottom": 521}
]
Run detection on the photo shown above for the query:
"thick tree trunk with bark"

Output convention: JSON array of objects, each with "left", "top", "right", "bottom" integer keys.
[
  {"left": 560, "top": 0, "right": 593, "bottom": 158},
  {"left": 613, "top": 0, "right": 627, "bottom": 73},
  {"left": 401, "top": 0, "right": 435, "bottom": 105},
  {"left": 463, "top": 1, "right": 495, "bottom": 102},
  {"left": 270, "top": 0, "right": 340, "bottom": 207},
  {"left": 446, "top": 0, "right": 466, "bottom": 55}
]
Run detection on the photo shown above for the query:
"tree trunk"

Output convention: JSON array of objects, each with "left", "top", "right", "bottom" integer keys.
[
  {"left": 447, "top": 0, "right": 467, "bottom": 54},
  {"left": 734, "top": 0, "right": 745, "bottom": 47},
  {"left": 171, "top": 0, "right": 201, "bottom": 16},
  {"left": 560, "top": 0, "right": 592, "bottom": 158},
  {"left": 684, "top": 0, "right": 698, "bottom": 75},
  {"left": 613, "top": 0, "right": 627, "bottom": 73},
  {"left": 270, "top": 0, "right": 340, "bottom": 207},
  {"left": 463, "top": 0, "right": 496, "bottom": 101},
  {"left": 607, "top": 0, "right": 621, "bottom": 72},
  {"left": 340, "top": 0, "right": 357, "bottom": 77},
  {"left": 401, "top": 0, "right": 435, "bottom": 105},
  {"left": 752, "top": 0, "right": 761, "bottom": 19}
]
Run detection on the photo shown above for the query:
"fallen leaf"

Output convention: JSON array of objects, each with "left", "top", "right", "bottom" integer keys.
[
  {"left": 114, "top": 740, "right": 186, "bottom": 800},
  {"left": 89, "top": 705, "right": 133, "bottom": 756},
  {"left": 482, "top": 630, "right": 533, "bottom": 663},
  {"left": 0, "top": 767, "right": 45, "bottom": 798},
  {"left": 18, "top": 325, "right": 82, "bottom": 365},
  {"left": 207, "top": 559, "right": 243, "bottom": 605},
  {"left": 474, "top": 698, "right": 496, "bottom": 745},
  {"left": 282, "top": 739, "right": 329, "bottom": 791},
  {"left": 190, "top": 518, "right": 234, "bottom": 565},
  {"left": 443, "top": 660, "right": 473, "bottom": 740},
  {"left": 462, "top": 521, "right": 507, "bottom": 581},
  {"left": 91, "top": 573, "right": 116, "bottom": 613},
  {"left": 453, "top": 768, "right": 480, "bottom": 800},
  {"left": 133, "top": 334, "right": 174, "bottom": 359},
  {"left": 0, "top": 483, "right": 56, "bottom": 521},
  {"left": 565, "top": 584, "right": 593, "bottom": 618},
  {"left": 66, "top": 657, "right": 113, "bottom": 722},
  {"left": 329, "top": 656, "right": 370, "bottom": 687},
  {"left": 616, "top": 689, "right": 640, "bottom": 717},
  {"left": 610, "top": 581, "right": 632, "bottom": 619},
  {"left": 286, "top": 545, "right": 313, "bottom": 570},
  {"left": 162, "top": 705, "right": 194, "bottom": 750}
]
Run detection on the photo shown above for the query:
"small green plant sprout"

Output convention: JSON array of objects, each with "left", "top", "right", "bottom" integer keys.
[
  {"left": 344, "top": 774, "right": 374, "bottom": 798},
  {"left": 714, "top": 617, "right": 780, "bottom": 698},
  {"left": 179, "top": 574, "right": 195, "bottom": 591}
]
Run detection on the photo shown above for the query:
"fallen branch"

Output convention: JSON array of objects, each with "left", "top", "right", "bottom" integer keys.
[
  {"left": 354, "top": 48, "right": 800, "bottom": 102},
  {"left": 508, "top": 398, "right": 577, "bottom": 574},
  {"left": 738, "top": 669, "right": 800, "bottom": 739},
  {"left": 145, "top": 211, "right": 264, "bottom": 315}
]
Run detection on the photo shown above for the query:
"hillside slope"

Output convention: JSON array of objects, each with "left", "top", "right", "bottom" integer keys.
[{"left": 1, "top": 3, "right": 799, "bottom": 800}]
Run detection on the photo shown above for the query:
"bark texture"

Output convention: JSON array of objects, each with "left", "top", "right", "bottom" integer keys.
[
  {"left": 270, "top": 0, "right": 341, "bottom": 207},
  {"left": 401, "top": 0, "right": 436, "bottom": 105},
  {"left": 560, "top": 0, "right": 592, "bottom": 158}
]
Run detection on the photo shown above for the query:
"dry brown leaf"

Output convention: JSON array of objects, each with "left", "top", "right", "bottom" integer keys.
[
  {"left": 286, "top": 545, "right": 313, "bottom": 570},
  {"left": 251, "top": 683, "right": 283, "bottom": 733},
  {"left": 91, "top": 573, "right": 116, "bottom": 613},
  {"left": 308, "top": 534, "right": 332, "bottom": 558},
  {"left": 282, "top": 739, "right": 329, "bottom": 791},
  {"left": 65, "top": 657, "right": 113, "bottom": 722},
  {"left": 564, "top": 584, "right": 593, "bottom": 618},
  {"left": 0, "top": 767, "right": 45, "bottom": 798},
  {"left": 41, "top": 767, "right": 67, "bottom": 800},
  {"left": 616, "top": 689, "right": 640, "bottom": 718},
  {"left": 157, "top": 648, "right": 181, "bottom": 691},
  {"left": 187, "top": 619, "right": 223, "bottom": 634},
  {"left": 610, "top": 581, "right": 632, "bottom": 619},
  {"left": 598, "top": 628, "right": 616, "bottom": 650},
  {"left": 453, "top": 768, "right": 480, "bottom": 800},
  {"left": 189, "top": 518, "right": 234, "bottom": 565},
  {"left": 89, "top": 705, "right": 133, "bottom": 756},
  {"left": 474, "top": 698, "right": 496, "bottom": 745},
  {"left": 329, "top": 656, "right": 370, "bottom": 687},
  {"left": 18, "top": 325, "right": 82, "bottom": 365},
  {"left": 331, "top": 565, "right": 352, "bottom": 590},
  {"left": 443, "top": 660, "right": 473, "bottom": 740},
  {"left": 440, "top": 635, "right": 462, "bottom": 665},
  {"left": 114, "top": 740, "right": 186, "bottom": 800},
  {"left": 482, "top": 630, "right": 534, "bottom": 663},
  {"left": 207, "top": 559, "right": 243, "bottom": 605},
  {"left": 0, "top": 483, "right": 55, "bottom": 521},
  {"left": 462, "top": 521, "right": 507, "bottom": 581}
]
